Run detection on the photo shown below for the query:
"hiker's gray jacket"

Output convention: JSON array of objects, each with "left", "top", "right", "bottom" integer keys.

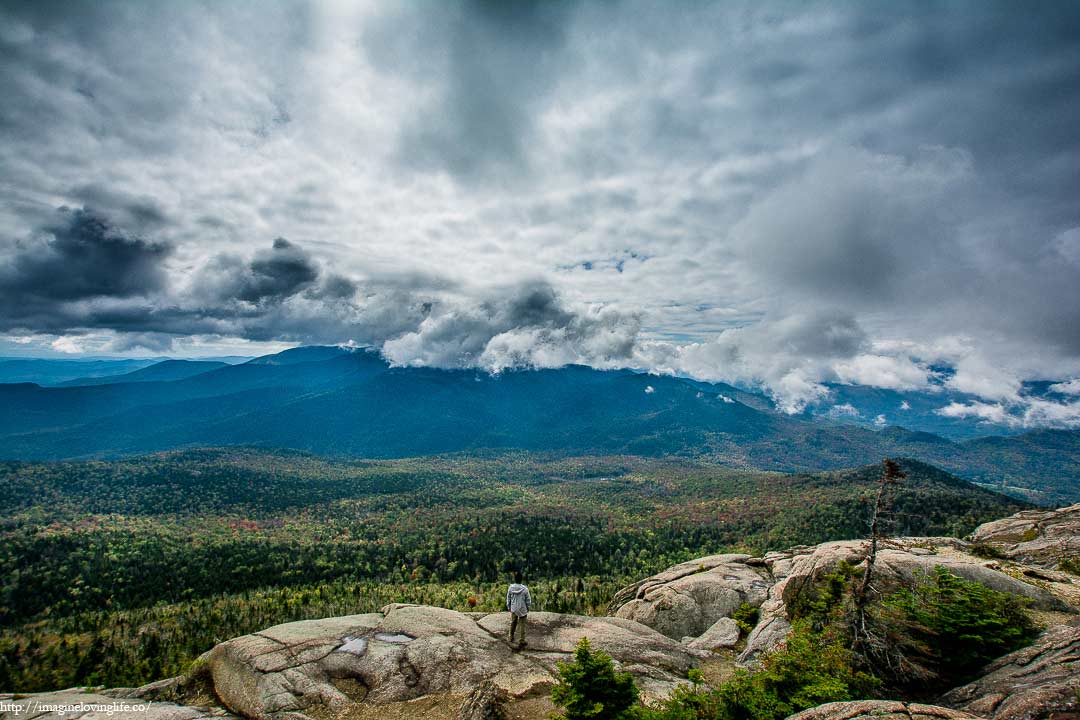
[{"left": 506, "top": 584, "right": 531, "bottom": 617}]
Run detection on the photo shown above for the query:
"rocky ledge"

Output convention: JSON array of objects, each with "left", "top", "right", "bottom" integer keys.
[
  {"left": 786, "top": 700, "right": 982, "bottom": 720},
  {"left": 202, "top": 604, "right": 704, "bottom": 720},
  {"left": 969, "top": 502, "right": 1080, "bottom": 568},
  {"left": 611, "top": 536, "right": 1072, "bottom": 666},
  {"left": 939, "top": 620, "right": 1080, "bottom": 720},
  {"left": 4, "top": 504, "right": 1078, "bottom": 720},
  {"left": 1, "top": 605, "right": 707, "bottom": 720}
]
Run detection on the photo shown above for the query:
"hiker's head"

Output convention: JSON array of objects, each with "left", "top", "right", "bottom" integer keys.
[{"left": 513, "top": 570, "right": 523, "bottom": 584}]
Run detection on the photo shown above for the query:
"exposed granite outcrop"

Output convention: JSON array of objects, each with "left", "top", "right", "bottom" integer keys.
[
  {"left": 610, "top": 553, "right": 770, "bottom": 640},
  {"left": 938, "top": 621, "right": 1080, "bottom": 720},
  {"left": 610, "top": 533, "right": 1072, "bottom": 668},
  {"left": 969, "top": 502, "right": 1080, "bottom": 569},
  {"left": 202, "top": 604, "right": 704, "bottom": 720},
  {"left": 785, "top": 700, "right": 981, "bottom": 720}
]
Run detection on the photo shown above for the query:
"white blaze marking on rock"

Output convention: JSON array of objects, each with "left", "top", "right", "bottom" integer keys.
[
  {"left": 373, "top": 632, "right": 415, "bottom": 644},
  {"left": 336, "top": 636, "right": 368, "bottom": 655}
]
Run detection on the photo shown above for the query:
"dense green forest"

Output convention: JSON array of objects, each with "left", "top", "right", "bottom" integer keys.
[{"left": 0, "top": 449, "right": 1025, "bottom": 692}]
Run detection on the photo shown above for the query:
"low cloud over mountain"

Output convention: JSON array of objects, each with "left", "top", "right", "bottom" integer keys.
[{"left": 0, "top": 205, "right": 642, "bottom": 373}]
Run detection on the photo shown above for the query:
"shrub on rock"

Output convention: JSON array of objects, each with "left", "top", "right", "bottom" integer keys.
[
  {"left": 866, "top": 565, "right": 1038, "bottom": 695},
  {"left": 551, "top": 637, "right": 641, "bottom": 720}
]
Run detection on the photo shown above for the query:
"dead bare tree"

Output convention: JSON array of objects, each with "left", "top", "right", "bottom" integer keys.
[{"left": 851, "top": 458, "right": 906, "bottom": 655}]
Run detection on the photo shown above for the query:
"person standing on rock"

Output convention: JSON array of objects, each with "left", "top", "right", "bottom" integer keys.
[{"left": 506, "top": 571, "right": 532, "bottom": 648}]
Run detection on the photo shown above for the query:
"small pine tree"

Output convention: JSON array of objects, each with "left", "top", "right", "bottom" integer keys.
[
  {"left": 551, "top": 638, "right": 640, "bottom": 720},
  {"left": 870, "top": 565, "right": 1037, "bottom": 693}
]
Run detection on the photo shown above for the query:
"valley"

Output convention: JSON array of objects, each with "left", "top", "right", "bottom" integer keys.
[{"left": 0, "top": 450, "right": 1024, "bottom": 692}]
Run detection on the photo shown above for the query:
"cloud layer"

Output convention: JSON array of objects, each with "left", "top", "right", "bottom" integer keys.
[
  {"left": 0, "top": 203, "right": 641, "bottom": 370},
  {"left": 2, "top": 1, "right": 1080, "bottom": 426}
]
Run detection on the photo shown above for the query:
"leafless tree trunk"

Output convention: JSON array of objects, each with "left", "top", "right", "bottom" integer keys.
[{"left": 852, "top": 458, "right": 906, "bottom": 654}]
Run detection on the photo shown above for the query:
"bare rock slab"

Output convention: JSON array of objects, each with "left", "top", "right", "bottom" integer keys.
[
  {"left": 205, "top": 605, "right": 702, "bottom": 720},
  {"left": 611, "top": 554, "right": 770, "bottom": 640},
  {"left": 786, "top": 700, "right": 983, "bottom": 720},
  {"left": 970, "top": 502, "right": 1080, "bottom": 569},
  {"left": 938, "top": 622, "right": 1080, "bottom": 720}
]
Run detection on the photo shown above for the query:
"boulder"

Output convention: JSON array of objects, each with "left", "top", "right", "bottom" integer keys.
[
  {"left": 738, "top": 601, "right": 792, "bottom": 666},
  {"left": 204, "top": 605, "right": 702, "bottom": 720},
  {"left": 969, "top": 503, "right": 1080, "bottom": 569},
  {"left": 611, "top": 554, "right": 771, "bottom": 640},
  {"left": 938, "top": 622, "right": 1080, "bottom": 720},
  {"left": 687, "top": 617, "right": 740, "bottom": 651},
  {"left": 786, "top": 700, "right": 982, "bottom": 720}
]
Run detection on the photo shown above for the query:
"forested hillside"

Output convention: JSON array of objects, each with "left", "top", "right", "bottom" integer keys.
[{"left": 0, "top": 449, "right": 1024, "bottom": 692}]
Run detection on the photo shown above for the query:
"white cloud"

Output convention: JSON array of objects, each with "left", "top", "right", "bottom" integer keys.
[
  {"left": 1050, "top": 379, "right": 1080, "bottom": 395},
  {"left": 936, "top": 397, "right": 1080, "bottom": 429},
  {"left": 50, "top": 336, "right": 85, "bottom": 354},
  {"left": 945, "top": 355, "right": 1022, "bottom": 401},
  {"left": 874, "top": 414, "right": 887, "bottom": 427},
  {"left": 644, "top": 385, "right": 655, "bottom": 394},
  {"left": 637, "top": 310, "right": 866, "bottom": 413},
  {"left": 937, "top": 401, "right": 1019, "bottom": 426},
  {"left": 1021, "top": 398, "right": 1080, "bottom": 427},
  {"left": 899, "top": 400, "right": 911, "bottom": 410},
  {"left": 828, "top": 403, "right": 861, "bottom": 419},
  {"left": 832, "top": 354, "right": 931, "bottom": 391},
  {"left": 380, "top": 282, "right": 640, "bottom": 372}
]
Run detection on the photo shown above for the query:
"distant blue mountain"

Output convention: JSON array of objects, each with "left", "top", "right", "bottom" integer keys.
[
  {"left": 244, "top": 345, "right": 353, "bottom": 365},
  {"left": 58, "top": 359, "right": 229, "bottom": 386},
  {"left": 793, "top": 380, "right": 1077, "bottom": 441},
  {"left": 0, "top": 358, "right": 158, "bottom": 385},
  {"left": 800, "top": 384, "right": 1016, "bottom": 440},
  {"left": 0, "top": 346, "right": 1076, "bottom": 503}
]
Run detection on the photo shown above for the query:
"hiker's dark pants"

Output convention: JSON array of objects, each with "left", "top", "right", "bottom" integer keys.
[{"left": 510, "top": 613, "right": 527, "bottom": 643}]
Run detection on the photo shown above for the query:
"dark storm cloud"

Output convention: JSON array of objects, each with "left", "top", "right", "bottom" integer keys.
[
  {"left": 0, "top": 206, "right": 355, "bottom": 338},
  {"left": 382, "top": 279, "right": 641, "bottom": 371},
  {"left": 316, "top": 274, "right": 359, "bottom": 300},
  {"left": 0, "top": 205, "right": 640, "bottom": 369},
  {"left": 1, "top": 206, "right": 172, "bottom": 305},
  {"left": 196, "top": 238, "right": 320, "bottom": 305}
]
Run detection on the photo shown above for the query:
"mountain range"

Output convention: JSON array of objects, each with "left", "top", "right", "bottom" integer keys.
[{"left": 0, "top": 345, "right": 1077, "bottom": 504}]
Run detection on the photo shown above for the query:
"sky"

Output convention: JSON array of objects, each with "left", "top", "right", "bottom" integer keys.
[{"left": 1, "top": 0, "right": 1080, "bottom": 425}]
